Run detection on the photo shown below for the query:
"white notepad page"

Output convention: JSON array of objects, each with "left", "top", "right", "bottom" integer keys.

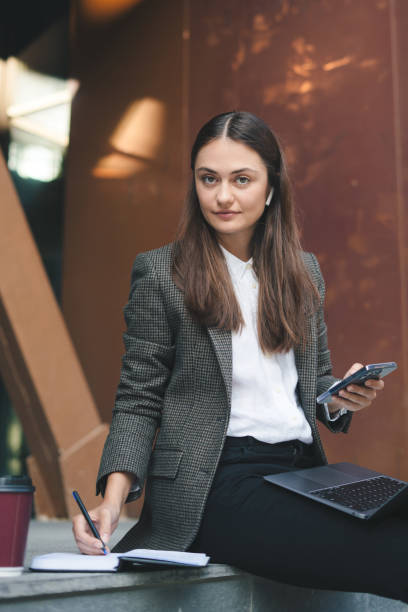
[{"left": 30, "top": 549, "right": 209, "bottom": 572}]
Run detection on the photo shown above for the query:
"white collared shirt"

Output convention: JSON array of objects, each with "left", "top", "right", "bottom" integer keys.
[{"left": 221, "top": 246, "right": 313, "bottom": 444}]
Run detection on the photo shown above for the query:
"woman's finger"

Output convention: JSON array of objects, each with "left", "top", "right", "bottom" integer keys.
[
  {"left": 98, "top": 507, "right": 114, "bottom": 545},
  {"left": 326, "top": 394, "right": 361, "bottom": 413},
  {"left": 342, "top": 362, "right": 364, "bottom": 379},
  {"left": 364, "top": 378, "right": 384, "bottom": 390},
  {"left": 338, "top": 388, "right": 376, "bottom": 409},
  {"left": 341, "top": 385, "right": 376, "bottom": 400},
  {"left": 72, "top": 514, "right": 107, "bottom": 554}
]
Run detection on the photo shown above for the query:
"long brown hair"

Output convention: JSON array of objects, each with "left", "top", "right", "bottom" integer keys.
[{"left": 172, "top": 111, "right": 319, "bottom": 353}]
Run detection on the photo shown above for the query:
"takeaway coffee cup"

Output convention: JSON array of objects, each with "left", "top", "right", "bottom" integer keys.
[{"left": 0, "top": 476, "right": 35, "bottom": 575}]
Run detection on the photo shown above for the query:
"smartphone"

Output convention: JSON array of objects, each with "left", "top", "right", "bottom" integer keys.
[{"left": 317, "top": 362, "right": 398, "bottom": 404}]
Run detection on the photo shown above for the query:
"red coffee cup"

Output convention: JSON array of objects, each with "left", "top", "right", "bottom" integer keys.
[{"left": 0, "top": 475, "right": 35, "bottom": 575}]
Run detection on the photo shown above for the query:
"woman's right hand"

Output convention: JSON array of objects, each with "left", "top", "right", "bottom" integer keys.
[
  {"left": 72, "top": 471, "right": 134, "bottom": 555},
  {"left": 72, "top": 500, "right": 121, "bottom": 555}
]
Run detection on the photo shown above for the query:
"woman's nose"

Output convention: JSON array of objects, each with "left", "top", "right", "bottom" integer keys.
[{"left": 216, "top": 182, "right": 234, "bottom": 206}]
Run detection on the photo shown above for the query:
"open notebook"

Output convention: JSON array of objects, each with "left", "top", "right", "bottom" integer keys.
[{"left": 30, "top": 549, "right": 210, "bottom": 572}]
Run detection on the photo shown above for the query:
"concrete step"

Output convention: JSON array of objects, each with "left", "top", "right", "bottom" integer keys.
[{"left": 0, "top": 521, "right": 406, "bottom": 611}]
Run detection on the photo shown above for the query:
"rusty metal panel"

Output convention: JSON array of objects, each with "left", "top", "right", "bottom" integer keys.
[
  {"left": 64, "top": 0, "right": 185, "bottom": 424},
  {"left": 188, "top": 0, "right": 408, "bottom": 477}
]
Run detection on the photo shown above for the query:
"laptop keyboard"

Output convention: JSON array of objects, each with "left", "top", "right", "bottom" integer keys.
[{"left": 310, "top": 476, "right": 405, "bottom": 512}]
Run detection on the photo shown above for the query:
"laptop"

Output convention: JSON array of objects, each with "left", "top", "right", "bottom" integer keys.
[{"left": 263, "top": 462, "right": 408, "bottom": 519}]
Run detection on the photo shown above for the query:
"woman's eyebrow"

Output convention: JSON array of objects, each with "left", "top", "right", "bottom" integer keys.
[
  {"left": 196, "top": 166, "right": 216, "bottom": 173},
  {"left": 230, "top": 167, "right": 258, "bottom": 174},
  {"left": 196, "top": 166, "right": 259, "bottom": 174}
]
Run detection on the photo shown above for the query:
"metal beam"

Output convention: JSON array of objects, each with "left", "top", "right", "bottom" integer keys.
[{"left": 0, "top": 150, "right": 108, "bottom": 517}]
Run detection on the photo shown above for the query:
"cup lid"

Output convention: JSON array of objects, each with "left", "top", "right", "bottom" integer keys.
[{"left": 0, "top": 475, "right": 35, "bottom": 493}]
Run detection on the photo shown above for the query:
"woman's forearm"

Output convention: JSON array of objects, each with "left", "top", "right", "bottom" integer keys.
[{"left": 103, "top": 472, "right": 134, "bottom": 511}]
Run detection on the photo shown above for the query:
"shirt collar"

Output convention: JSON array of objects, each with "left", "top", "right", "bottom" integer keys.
[{"left": 220, "top": 245, "right": 253, "bottom": 281}]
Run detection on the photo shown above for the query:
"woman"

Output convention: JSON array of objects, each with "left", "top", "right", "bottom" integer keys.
[{"left": 73, "top": 112, "right": 408, "bottom": 602}]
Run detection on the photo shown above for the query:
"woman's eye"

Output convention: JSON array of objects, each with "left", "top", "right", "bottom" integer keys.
[
  {"left": 202, "top": 175, "right": 216, "bottom": 185},
  {"left": 236, "top": 176, "right": 250, "bottom": 185}
]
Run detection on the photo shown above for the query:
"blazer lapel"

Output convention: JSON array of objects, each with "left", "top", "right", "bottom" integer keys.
[{"left": 207, "top": 327, "right": 232, "bottom": 405}]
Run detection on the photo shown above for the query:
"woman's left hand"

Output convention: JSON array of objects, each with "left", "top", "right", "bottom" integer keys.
[{"left": 327, "top": 362, "right": 384, "bottom": 414}]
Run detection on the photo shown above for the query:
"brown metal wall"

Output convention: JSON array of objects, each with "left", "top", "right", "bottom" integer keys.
[
  {"left": 64, "top": 0, "right": 408, "bottom": 478},
  {"left": 63, "top": 0, "right": 185, "bottom": 423},
  {"left": 186, "top": 0, "right": 408, "bottom": 475}
]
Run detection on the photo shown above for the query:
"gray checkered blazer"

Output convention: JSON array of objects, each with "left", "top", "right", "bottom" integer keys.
[{"left": 97, "top": 243, "right": 352, "bottom": 552}]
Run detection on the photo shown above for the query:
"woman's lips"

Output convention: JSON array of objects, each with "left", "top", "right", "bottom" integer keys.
[{"left": 214, "top": 211, "right": 239, "bottom": 219}]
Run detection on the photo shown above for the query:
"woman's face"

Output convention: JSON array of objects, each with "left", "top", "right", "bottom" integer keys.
[{"left": 194, "top": 137, "right": 269, "bottom": 253}]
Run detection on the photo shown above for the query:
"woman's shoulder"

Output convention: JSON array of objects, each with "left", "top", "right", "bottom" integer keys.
[
  {"left": 300, "top": 250, "right": 324, "bottom": 292},
  {"left": 301, "top": 250, "right": 319, "bottom": 271},
  {"left": 300, "top": 251, "right": 319, "bottom": 268},
  {"left": 129, "top": 243, "right": 176, "bottom": 291},
  {"left": 133, "top": 243, "right": 174, "bottom": 271}
]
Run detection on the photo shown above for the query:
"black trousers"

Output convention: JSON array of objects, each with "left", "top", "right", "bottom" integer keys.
[{"left": 190, "top": 436, "right": 408, "bottom": 603}]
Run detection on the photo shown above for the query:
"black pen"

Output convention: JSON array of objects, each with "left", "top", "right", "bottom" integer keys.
[{"left": 72, "top": 490, "right": 108, "bottom": 555}]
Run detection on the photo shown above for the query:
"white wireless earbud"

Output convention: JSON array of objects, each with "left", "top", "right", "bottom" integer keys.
[{"left": 265, "top": 188, "right": 274, "bottom": 207}]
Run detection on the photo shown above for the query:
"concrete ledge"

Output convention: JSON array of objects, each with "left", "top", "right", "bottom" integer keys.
[{"left": 0, "top": 521, "right": 406, "bottom": 611}]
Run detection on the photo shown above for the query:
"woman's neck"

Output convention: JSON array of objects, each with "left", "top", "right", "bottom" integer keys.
[{"left": 217, "top": 234, "right": 252, "bottom": 262}]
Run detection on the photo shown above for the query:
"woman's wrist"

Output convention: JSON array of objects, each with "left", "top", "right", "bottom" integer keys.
[
  {"left": 323, "top": 403, "right": 348, "bottom": 422},
  {"left": 104, "top": 471, "right": 134, "bottom": 512}
]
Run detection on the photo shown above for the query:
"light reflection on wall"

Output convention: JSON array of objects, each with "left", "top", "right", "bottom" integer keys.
[
  {"left": 80, "top": 0, "right": 143, "bottom": 22},
  {"left": 93, "top": 97, "right": 166, "bottom": 179},
  {"left": 3, "top": 58, "right": 78, "bottom": 183},
  {"left": 8, "top": 142, "right": 63, "bottom": 183}
]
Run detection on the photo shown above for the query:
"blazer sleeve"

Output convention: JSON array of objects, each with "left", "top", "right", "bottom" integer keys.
[
  {"left": 310, "top": 253, "right": 352, "bottom": 434},
  {"left": 96, "top": 252, "right": 176, "bottom": 501}
]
